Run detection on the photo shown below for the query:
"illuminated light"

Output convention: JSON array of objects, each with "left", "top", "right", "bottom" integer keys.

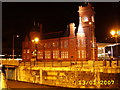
[
  {"left": 32, "top": 40, "right": 34, "bottom": 42},
  {"left": 17, "top": 35, "right": 19, "bottom": 37},
  {"left": 15, "top": 58, "right": 22, "bottom": 60},
  {"left": 110, "top": 30, "right": 115, "bottom": 36},
  {"left": 34, "top": 37, "right": 39, "bottom": 43},
  {"left": 82, "top": 16, "right": 88, "bottom": 22},
  {"left": 92, "top": 16, "right": 94, "bottom": 22},
  {"left": 118, "top": 30, "right": 120, "bottom": 35},
  {"left": 77, "top": 17, "right": 85, "bottom": 37},
  {"left": 108, "top": 51, "right": 111, "bottom": 54},
  {"left": 89, "top": 22, "right": 92, "bottom": 25},
  {"left": 0, "top": 55, "right": 5, "bottom": 56},
  {"left": 47, "top": 72, "right": 58, "bottom": 75}
]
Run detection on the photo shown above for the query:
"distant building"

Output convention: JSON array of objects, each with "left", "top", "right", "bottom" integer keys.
[
  {"left": 97, "top": 43, "right": 120, "bottom": 60},
  {"left": 22, "top": 3, "right": 98, "bottom": 62}
]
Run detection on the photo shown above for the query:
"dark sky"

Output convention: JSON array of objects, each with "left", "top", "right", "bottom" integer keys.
[{"left": 2, "top": 2, "right": 120, "bottom": 48}]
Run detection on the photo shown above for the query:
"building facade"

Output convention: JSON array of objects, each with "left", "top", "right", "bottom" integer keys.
[{"left": 22, "top": 3, "right": 98, "bottom": 62}]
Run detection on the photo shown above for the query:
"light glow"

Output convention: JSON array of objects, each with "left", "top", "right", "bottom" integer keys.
[
  {"left": 118, "top": 30, "right": 120, "bottom": 35},
  {"left": 110, "top": 30, "right": 115, "bottom": 36},
  {"left": 34, "top": 37, "right": 39, "bottom": 43},
  {"left": 32, "top": 37, "right": 39, "bottom": 43},
  {"left": 77, "top": 17, "right": 85, "bottom": 37}
]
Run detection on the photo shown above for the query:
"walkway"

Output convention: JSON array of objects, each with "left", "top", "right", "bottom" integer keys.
[{"left": 6, "top": 80, "right": 58, "bottom": 89}]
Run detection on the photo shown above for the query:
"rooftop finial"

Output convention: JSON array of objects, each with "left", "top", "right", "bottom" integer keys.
[
  {"left": 83, "top": 0, "right": 89, "bottom": 7},
  {"left": 34, "top": 20, "right": 36, "bottom": 26}
]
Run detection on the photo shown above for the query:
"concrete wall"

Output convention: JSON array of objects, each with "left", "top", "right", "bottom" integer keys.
[{"left": 17, "top": 65, "right": 120, "bottom": 89}]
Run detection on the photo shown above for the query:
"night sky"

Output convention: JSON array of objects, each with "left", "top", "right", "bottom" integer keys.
[{"left": 2, "top": 2, "right": 120, "bottom": 49}]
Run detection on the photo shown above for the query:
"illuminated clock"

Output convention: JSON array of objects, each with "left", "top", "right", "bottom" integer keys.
[{"left": 82, "top": 17, "right": 88, "bottom": 22}]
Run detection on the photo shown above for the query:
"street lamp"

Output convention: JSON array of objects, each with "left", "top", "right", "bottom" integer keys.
[
  {"left": 32, "top": 37, "right": 39, "bottom": 65},
  {"left": 89, "top": 22, "right": 95, "bottom": 67},
  {"left": 13, "top": 35, "right": 19, "bottom": 60},
  {"left": 110, "top": 29, "right": 120, "bottom": 66}
]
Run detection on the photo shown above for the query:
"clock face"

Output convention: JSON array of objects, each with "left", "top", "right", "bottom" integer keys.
[{"left": 82, "top": 17, "right": 88, "bottom": 22}]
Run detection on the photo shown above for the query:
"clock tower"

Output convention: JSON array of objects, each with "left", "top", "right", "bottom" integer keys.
[{"left": 77, "top": 3, "right": 97, "bottom": 60}]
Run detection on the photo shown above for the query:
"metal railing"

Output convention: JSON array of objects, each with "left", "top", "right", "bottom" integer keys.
[{"left": 19, "top": 59, "right": 120, "bottom": 67}]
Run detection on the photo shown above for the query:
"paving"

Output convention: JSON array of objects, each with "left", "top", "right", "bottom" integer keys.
[{"left": 6, "top": 80, "right": 58, "bottom": 89}]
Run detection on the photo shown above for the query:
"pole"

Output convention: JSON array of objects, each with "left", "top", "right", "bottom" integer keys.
[
  {"left": 90, "top": 22, "right": 95, "bottom": 67},
  {"left": 34, "top": 44, "right": 37, "bottom": 66},
  {"left": 13, "top": 35, "right": 14, "bottom": 60},
  {"left": 111, "top": 46, "right": 113, "bottom": 58},
  {"left": 115, "top": 36, "right": 118, "bottom": 66}
]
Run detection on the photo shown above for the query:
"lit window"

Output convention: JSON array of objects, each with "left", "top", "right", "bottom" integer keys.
[
  {"left": 52, "top": 42, "right": 56, "bottom": 48},
  {"left": 27, "top": 49, "right": 30, "bottom": 53},
  {"left": 81, "top": 39, "right": 86, "bottom": 47},
  {"left": 65, "top": 51, "right": 68, "bottom": 58},
  {"left": 92, "top": 16, "right": 94, "bottom": 22},
  {"left": 45, "top": 51, "right": 51, "bottom": 59},
  {"left": 78, "top": 50, "right": 81, "bottom": 58},
  {"left": 82, "top": 50, "right": 86, "bottom": 59},
  {"left": 53, "top": 50, "right": 59, "bottom": 59},
  {"left": 37, "top": 51, "right": 43, "bottom": 59},
  {"left": 44, "top": 43, "right": 47, "bottom": 48},
  {"left": 78, "top": 39, "right": 81, "bottom": 47},
  {"left": 23, "top": 50, "right": 26, "bottom": 53},
  {"left": 61, "top": 51, "right": 68, "bottom": 59}
]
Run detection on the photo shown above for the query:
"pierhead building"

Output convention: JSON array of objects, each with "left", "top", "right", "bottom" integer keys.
[{"left": 22, "top": 3, "right": 98, "bottom": 62}]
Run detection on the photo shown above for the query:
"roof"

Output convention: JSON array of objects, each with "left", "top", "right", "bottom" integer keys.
[{"left": 97, "top": 43, "right": 120, "bottom": 47}]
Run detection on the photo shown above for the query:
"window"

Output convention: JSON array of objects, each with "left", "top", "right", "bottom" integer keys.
[
  {"left": 52, "top": 42, "right": 58, "bottom": 48},
  {"left": 82, "top": 50, "right": 86, "bottom": 59},
  {"left": 61, "top": 51, "right": 68, "bottom": 59},
  {"left": 53, "top": 50, "right": 59, "bottom": 59},
  {"left": 61, "top": 40, "right": 68, "bottom": 48},
  {"left": 37, "top": 51, "right": 43, "bottom": 59},
  {"left": 44, "top": 43, "right": 47, "bottom": 48},
  {"left": 81, "top": 39, "right": 86, "bottom": 47},
  {"left": 47, "top": 43, "right": 51, "bottom": 48},
  {"left": 52, "top": 42, "right": 55, "bottom": 47},
  {"left": 64, "top": 40, "right": 68, "bottom": 48},
  {"left": 78, "top": 50, "right": 81, "bottom": 58},
  {"left": 78, "top": 39, "right": 81, "bottom": 47},
  {"left": 27, "top": 49, "right": 30, "bottom": 53},
  {"left": 92, "top": 16, "right": 94, "bottom": 22},
  {"left": 45, "top": 51, "right": 51, "bottom": 59}
]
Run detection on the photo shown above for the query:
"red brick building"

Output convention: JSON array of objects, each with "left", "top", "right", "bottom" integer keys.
[{"left": 22, "top": 3, "right": 98, "bottom": 62}]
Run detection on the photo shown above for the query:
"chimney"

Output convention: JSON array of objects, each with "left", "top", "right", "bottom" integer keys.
[{"left": 69, "top": 23, "right": 76, "bottom": 37}]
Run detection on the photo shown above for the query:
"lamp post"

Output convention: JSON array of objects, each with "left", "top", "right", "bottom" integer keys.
[
  {"left": 110, "top": 30, "right": 120, "bottom": 66},
  {"left": 32, "top": 37, "right": 39, "bottom": 66},
  {"left": 89, "top": 22, "right": 95, "bottom": 66},
  {"left": 13, "top": 35, "right": 19, "bottom": 60}
]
